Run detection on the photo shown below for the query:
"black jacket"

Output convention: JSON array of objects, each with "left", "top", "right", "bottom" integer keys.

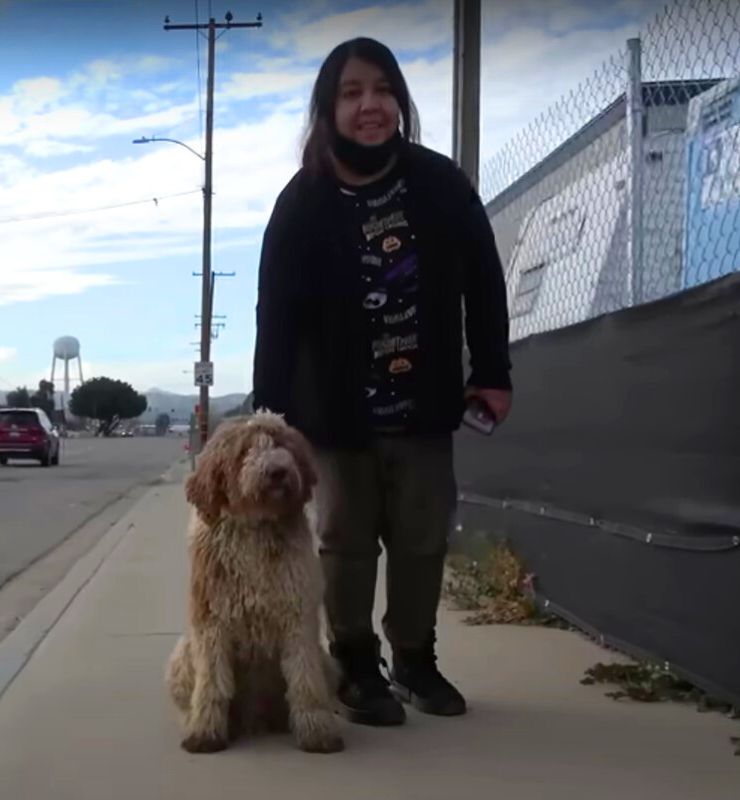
[{"left": 252, "top": 143, "right": 511, "bottom": 448}]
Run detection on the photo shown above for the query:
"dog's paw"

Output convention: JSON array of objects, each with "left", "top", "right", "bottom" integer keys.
[
  {"left": 180, "top": 732, "right": 229, "bottom": 754},
  {"left": 293, "top": 710, "right": 345, "bottom": 754},
  {"left": 300, "top": 732, "right": 345, "bottom": 754}
]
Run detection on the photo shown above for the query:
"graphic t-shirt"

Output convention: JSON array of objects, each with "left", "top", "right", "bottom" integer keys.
[{"left": 340, "top": 168, "right": 420, "bottom": 432}]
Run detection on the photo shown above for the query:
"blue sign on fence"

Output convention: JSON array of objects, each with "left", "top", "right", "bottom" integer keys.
[{"left": 684, "top": 76, "right": 740, "bottom": 290}]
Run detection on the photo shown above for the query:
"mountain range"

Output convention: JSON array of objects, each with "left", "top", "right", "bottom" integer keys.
[
  {"left": 139, "top": 389, "right": 248, "bottom": 423},
  {"left": 0, "top": 388, "right": 247, "bottom": 423}
]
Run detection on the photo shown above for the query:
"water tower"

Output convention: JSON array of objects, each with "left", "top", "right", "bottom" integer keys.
[{"left": 51, "top": 336, "right": 84, "bottom": 410}]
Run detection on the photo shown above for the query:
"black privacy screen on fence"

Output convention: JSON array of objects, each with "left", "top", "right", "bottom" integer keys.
[{"left": 453, "top": 273, "right": 740, "bottom": 707}]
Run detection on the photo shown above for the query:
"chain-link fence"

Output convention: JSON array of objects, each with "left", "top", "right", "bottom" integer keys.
[{"left": 481, "top": 0, "right": 740, "bottom": 343}]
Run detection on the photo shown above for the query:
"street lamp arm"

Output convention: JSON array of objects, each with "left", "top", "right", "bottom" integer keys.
[{"left": 132, "top": 136, "right": 205, "bottom": 161}]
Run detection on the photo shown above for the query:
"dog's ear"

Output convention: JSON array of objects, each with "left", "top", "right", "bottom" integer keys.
[{"left": 185, "top": 446, "right": 228, "bottom": 526}]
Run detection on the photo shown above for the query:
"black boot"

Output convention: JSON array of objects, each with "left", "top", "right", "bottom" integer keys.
[
  {"left": 390, "top": 632, "right": 467, "bottom": 716},
  {"left": 330, "top": 635, "right": 406, "bottom": 726}
]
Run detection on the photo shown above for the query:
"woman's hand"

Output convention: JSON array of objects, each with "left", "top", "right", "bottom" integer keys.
[{"left": 465, "top": 386, "right": 512, "bottom": 425}]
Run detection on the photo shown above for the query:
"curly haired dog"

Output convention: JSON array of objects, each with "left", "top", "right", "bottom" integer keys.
[{"left": 165, "top": 412, "right": 344, "bottom": 754}]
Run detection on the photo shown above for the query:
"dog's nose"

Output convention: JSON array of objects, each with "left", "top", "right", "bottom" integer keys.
[{"left": 268, "top": 465, "right": 288, "bottom": 483}]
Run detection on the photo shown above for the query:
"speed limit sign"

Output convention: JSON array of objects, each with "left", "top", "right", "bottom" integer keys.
[{"left": 194, "top": 361, "right": 214, "bottom": 387}]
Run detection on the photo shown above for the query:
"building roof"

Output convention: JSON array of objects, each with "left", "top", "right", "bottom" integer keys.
[{"left": 485, "top": 79, "right": 722, "bottom": 216}]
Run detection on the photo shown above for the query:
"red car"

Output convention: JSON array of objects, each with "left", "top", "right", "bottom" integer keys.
[{"left": 0, "top": 408, "right": 61, "bottom": 467}]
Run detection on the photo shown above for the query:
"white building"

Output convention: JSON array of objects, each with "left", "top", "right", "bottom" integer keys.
[{"left": 486, "top": 79, "right": 720, "bottom": 342}]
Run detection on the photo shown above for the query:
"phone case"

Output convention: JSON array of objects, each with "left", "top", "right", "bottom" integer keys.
[{"left": 463, "top": 400, "right": 496, "bottom": 435}]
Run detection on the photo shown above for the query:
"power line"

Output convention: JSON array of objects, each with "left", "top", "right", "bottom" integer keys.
[{"left": 0, "top": 189, "right": 202, "bottom": 225}]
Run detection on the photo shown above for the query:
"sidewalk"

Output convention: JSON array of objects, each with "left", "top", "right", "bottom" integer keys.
[{"left": 0, "top": 462, "right": 737, "bottom": 799}]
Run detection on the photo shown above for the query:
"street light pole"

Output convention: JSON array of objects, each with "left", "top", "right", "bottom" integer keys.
[
  {"left": 131, "top": 136, "right": 204, "bottom": 161},
  {"left": 132, "top": 131, "right": 211, "bottom": 448}
]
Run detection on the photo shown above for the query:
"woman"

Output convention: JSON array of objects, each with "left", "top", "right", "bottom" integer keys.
[{"left": 253, "top": 38, "right": 512, "bottom": 727}]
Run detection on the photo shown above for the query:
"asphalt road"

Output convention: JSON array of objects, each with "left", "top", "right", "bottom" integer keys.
[{"left": 0, "top": 435, "right": 186, "bottom": 588}]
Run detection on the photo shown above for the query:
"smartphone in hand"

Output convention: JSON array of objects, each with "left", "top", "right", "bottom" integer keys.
[{"left": 462, "top": 398, "right": 496, "bottom": 435}]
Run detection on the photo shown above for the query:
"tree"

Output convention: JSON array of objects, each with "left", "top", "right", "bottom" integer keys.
[
  {"left": 6, "top": 386, "right": 31, "bottom": 407},
  {"left": 155, "top": 412, "right": 171, "bottom": 436},
  {"left": 30, "top": 380, "right": 55, "bottom": 418},
  {"left": 69, "top": 377, "right": 147, "bottom": 436}
]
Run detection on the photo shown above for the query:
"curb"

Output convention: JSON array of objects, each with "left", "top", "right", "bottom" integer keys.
[{"left": 0, "top": 459, "right": 188, "bottom": 701}]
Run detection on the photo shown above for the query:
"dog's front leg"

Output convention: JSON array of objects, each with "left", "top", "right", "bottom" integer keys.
[
  {"left": 281, "top": 631, "right": 345, "bottom": 754},
  {"left": 181, "top": 627, "right": 234, "bottom": 754}
]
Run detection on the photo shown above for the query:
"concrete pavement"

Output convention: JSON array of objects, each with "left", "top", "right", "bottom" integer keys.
[
  {"left": 0, "top": 435, "right": 184, "bottom": 588},
  {"left": 0, "top": 463, "right": 737, "bottom": 799},
  {"left": 0, "top": 436, "right": 187, "bottom": 642}
]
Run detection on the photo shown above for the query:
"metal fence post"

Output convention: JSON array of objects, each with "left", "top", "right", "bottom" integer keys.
[
  {"left": 452, "top": 0, "right": 481, "bottom": 189},
  {"left": 626, "top": 37, "right": 645, "bottom": 306}
]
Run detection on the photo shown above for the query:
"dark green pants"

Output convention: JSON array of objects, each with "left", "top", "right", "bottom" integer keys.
[{"left": 314, "top": 435, "right": 457, "bottom": 650}]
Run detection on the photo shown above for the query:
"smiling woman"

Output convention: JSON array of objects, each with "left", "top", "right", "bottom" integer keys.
[
  {"left": 302, "top": 37, "right": 420, "bottom": 176},
  {"left": 253, "top": 36, "right": 513, "bottom": 731}
]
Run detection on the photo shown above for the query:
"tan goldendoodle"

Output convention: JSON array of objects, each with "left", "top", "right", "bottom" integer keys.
[{"left": 165, "top": 411, "right": 344, "bottom": 754}]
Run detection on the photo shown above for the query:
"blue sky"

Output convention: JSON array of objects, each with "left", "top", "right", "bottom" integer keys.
[{"left": 0, "top": 0, "right": 664, "bottom": 397}]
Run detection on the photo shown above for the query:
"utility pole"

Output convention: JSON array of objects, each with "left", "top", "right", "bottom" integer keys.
[
  {"left": 164, "top": 12, "right": 262, "bottom": 450},
  {"left": 192, "top": 268, "right": 235, "bottom": 340}
]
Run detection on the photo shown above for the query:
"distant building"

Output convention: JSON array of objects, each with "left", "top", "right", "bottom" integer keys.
[{"left": 486, "top": 79, "right": 723, "bottom": 342}]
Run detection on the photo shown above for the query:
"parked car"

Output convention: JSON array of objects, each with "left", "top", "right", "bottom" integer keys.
[{"left": 0, "top": 408, "right": 61, "bottom": 467}]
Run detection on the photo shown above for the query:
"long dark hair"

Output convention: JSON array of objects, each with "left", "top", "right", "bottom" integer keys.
[{"left": 302, "top": 37, "right": 421, "bottom": 174}]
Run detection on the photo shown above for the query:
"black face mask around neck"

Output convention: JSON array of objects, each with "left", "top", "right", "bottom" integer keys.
[{"left": 330, "top": 129, "right": 402, "bottom": 177}]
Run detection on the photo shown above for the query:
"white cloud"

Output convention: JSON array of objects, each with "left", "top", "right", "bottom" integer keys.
[
  {"left": 0, "top": 97, "right": 19, "bottom": 137},
  {"left": 0, "top": 152, "right": 30, "bottom": 184},
  {"left": 269, "top": 0, "right": 452, "bottom": 61},
  {"left": 221, "top": 70, "right": 315, "bottom": 101},
  {"left": 403, "top": 54, "right": 452, "bottom": 153},
  {"left": 0, "top": 85, "right": 198, "bottom": 153},
  {"left": 0, "top": 267, "right": 120, "bottom": 307},
  {"left": 3, "top": 101, "right": 197, "bottom": 148},
  {"left": 70, "top": 58, "right": 123, "bottom": 89},
  {"left": 132, "top": 55, "right": 179, "bottom": 74},
  {"left": 24, "top": 139, "right": 94, "bottom": 158},
  {"left": 0, "top": 347, "right": 17, "bottom": 363},
  {"left": 11, "top": 76, "right": 66, "bottom": 113},
  {"left": 0, "top": 99, "right": 306, "bottom": 307}
]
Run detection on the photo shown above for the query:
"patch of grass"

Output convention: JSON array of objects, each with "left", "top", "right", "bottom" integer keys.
[{"left": 443, "top": 542, "right": 565, "bottom": 627}]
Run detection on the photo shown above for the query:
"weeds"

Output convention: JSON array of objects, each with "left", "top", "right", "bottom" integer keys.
[
  {"left": 582, "top": 661, "right": 707, "bottom": 704},
  {"left": 443, "top": 542, "right": 564, "bottom": 627},
  {"left": 581, "top": 661, "right": 739, "bottom": 754},
  {"left": 444, "top": 541, "right": 738, "bottom": 755}
]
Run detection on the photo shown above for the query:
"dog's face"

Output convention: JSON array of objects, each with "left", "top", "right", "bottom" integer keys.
[
  {"left": 238, "top": 429, "right": 306, "bottom": 517},
  {"left": 185, "top": 412, "right": 317, "bottom": 525}
]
